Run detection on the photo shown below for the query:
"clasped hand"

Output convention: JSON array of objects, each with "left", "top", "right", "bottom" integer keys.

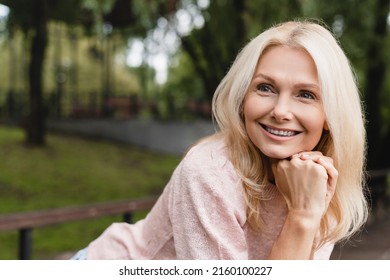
[{"left": 272, "top": 152, "right": 338, "bottom": 221}]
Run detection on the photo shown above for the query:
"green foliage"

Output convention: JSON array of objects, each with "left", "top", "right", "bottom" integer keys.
[
  {"left": 311, "top": 0, "right": 376, "bottom": 84},
  {"left": 171, "top": 0, "right": 301, "bottom": 101},
  {"left": 160, "top": 50, "right": 204, "bottom": 119},
  {"left": 244, "top": 0, "right": 302, "bottom": 37},
  {"left": 0, "top": 126, "right": 180, "bottom": 259},
  {"left": 0, "top": 22, "right": 141, "bottom": 118},
  {"left": 132, "top": 0, "right": 168, "bottom": 31},
  {"left": 178, "top": 0, "right": 247, "bottom": 100}
]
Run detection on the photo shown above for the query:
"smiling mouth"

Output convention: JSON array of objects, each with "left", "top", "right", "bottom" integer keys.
[{"left": 260, "top": 124, "right": 301, "bottom": 137}]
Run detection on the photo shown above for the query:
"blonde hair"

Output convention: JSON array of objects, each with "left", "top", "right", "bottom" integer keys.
[{"left": 212, "top": 20, "right": 368, "bottom": 246}]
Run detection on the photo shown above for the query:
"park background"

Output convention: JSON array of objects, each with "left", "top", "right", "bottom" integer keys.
[{"left": 0, "top": 0, "right": 389, "bottom": 259}]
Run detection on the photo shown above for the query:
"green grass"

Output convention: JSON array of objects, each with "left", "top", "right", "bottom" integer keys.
[{"left": 0, "top": 126, "right": 180, "bottom": 259}]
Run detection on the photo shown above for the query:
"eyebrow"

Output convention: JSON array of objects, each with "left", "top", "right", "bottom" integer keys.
[{"left": 252, "top": 73, "right": 320, "bottom": 90}]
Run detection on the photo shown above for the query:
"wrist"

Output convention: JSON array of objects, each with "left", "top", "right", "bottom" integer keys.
[
  {"left": 267, "top": 210, "right": 322, "bottom": 259},
  {"left": 286, "top": 210, "right": 322, "bottom": 234}
]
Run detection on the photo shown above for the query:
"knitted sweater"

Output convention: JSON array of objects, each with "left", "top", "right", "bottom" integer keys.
[{"left": 86, "top": 137, "right": 334, "bottom": 259}]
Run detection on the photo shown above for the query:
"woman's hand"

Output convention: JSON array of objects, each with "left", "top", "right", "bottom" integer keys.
[
  {"left": 267, "top": 152, "right": 338, "bottom": 259},
  {"left": 298, "top": 152, "right": 338, "bottom": 212},
  {"left": 272, "top": 151, "right": 338, "bottom": 219}
]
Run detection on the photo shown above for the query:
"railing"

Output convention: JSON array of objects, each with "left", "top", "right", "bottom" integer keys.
[{"left": 0, "top": 196, "right": 158, "bottom": 260}]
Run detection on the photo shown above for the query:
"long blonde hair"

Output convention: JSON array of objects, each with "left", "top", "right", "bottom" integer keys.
[{"left": 212, "top": 20, "right": 368, "bottom": 245}]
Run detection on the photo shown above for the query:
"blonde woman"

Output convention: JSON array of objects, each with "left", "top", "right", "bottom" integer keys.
[{"left": 73, "top": 20, "right": 368, "bottom": 260}]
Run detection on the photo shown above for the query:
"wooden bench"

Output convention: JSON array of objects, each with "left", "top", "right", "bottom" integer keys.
[{"left": 0, "top": 196, "right": 158, "bottom": 259}]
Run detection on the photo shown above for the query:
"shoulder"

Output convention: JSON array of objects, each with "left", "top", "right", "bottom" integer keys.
[
  {"left": 181, "top": 134, "right": 232, "bottom": 173},
  {"left": 169, "top": 134, "right": 247, "bottom": 225},
  {"left": 174, "top": 134, "right": 242, "bottom": 201}
]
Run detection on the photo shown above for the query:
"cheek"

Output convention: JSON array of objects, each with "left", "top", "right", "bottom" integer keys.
[
  {"left": 306, "top": 116, "right": 326, "bottom": 141},
  {"left": 243, "top": 95, "right": 268, "bottom": 121},
  {"left": 243, "top": 98, "right": 255, "bottom": 120},
  {"left": 297, "top": 107, "right": 326, "bottom": 141}
]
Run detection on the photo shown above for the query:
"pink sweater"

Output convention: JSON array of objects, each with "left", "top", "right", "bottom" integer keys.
[{"left": 87, "top": 137, "right": 334, "bottom": 259}]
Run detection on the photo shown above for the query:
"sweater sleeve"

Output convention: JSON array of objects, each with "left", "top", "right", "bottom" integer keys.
[{"left": 169, "top": 143, "right": 248, "bottom": 259}]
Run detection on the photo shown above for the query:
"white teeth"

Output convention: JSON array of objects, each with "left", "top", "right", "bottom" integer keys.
[{"left": 266, "top": 127, "right": 296, "bottom": 137}]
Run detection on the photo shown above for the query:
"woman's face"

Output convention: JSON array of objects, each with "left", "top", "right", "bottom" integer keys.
[{"left": 243, "top": 45, "right": 326, "bottom": 160}]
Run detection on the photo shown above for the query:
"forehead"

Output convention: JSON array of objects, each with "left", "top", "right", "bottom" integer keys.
[
  {"left": 259, "top": 45, "right": 316, "bottom": 70},
  {"left": 254, "top": 45, "right": 319, "bottom": 85}
]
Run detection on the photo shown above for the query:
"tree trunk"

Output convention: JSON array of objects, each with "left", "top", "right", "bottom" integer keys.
[
  {"left": 365, "top": 0, "right": 388, "bottom": 170},
  {"left": 180, "top": 0, "right": 247, "bottom": 103},
  {"left": 363, "top": 0, "right": 389, "bottom": 210},
  {"left": 26, "top": 0, "right": 48, "bottom": 146}
]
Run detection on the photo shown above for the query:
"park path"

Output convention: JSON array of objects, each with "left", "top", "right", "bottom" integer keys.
[{"left": 331, "top": 215, "right": 390, "bottom": 259}]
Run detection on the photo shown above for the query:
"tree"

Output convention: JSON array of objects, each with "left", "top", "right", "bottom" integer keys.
[
  {"left": 1, "top": 0, "right": 81, "bottom": 145},
  {"left": 164, "top": 0, "right": 303, "bottom": 101},
  {"left": 364, "top": 0, "right": 390, "bottom": 170},
  {"left": 26, "top": 0, "right": 48, "bottom": 145},
  {"left": 178, "top": 0, "right": 247, "bottom": 101},
  {"left": 0, "top": 0, "right": 181, "bottom": 145},
  {"left": 0, "top": 0, "right": 119, "bottom": 146}
]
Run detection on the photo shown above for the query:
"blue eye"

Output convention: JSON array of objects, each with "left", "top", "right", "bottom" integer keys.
[
  {"left": 299, "top": 91, "right": 315, "bottom": 99},
  {"left": 257, "top": 84, "right": 273, "bottom": 93}
]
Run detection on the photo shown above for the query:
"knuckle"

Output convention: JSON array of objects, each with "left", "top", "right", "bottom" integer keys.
[
  {"left": 313, "top": 163, "right": 327, "bottom": 177},
  {"left": 308, "top": 151, "right": 323, "bottom": 158},
  {"left": 326, "top": 156, "right": 334, "bottom": 164}
]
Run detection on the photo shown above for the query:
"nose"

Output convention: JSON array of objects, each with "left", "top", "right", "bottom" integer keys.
[{"left": 270, "top": 95, "right": 293, "bottom": 122}]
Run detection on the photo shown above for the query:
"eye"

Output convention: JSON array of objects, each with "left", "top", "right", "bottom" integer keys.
[
  {"left": 299, "top": 91, "right": 316, "bottom": 100},
  {"left": 256, "top": 84, "right": 274, "bottom": 93}
]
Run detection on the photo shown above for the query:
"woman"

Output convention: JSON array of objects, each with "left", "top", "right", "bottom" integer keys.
[{"left": 73, "top": 20, "right": 368, "bottom": 260}]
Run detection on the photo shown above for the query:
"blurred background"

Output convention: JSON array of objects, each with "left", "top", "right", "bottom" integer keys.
[{"left": 0, "top": 0, "right": 389, "bottom": 260}]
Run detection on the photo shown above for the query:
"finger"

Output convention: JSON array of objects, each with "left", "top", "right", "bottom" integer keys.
[
  {"left": 315, "top": 157, "right": 338, "bottom": 199},
  {"left": 299, "top": 153, "right": 334, "bottom": 165},
  {"left": 315, "top": 157, "right": 338, "bottom": 181},
  {"left": 296, "top": 151, "right": 323, "bottom": 160}
]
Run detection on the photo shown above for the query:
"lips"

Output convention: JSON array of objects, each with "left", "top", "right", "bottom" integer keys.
[{"left": 260, "top": 124, "right": 301, "bottom": 137}]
